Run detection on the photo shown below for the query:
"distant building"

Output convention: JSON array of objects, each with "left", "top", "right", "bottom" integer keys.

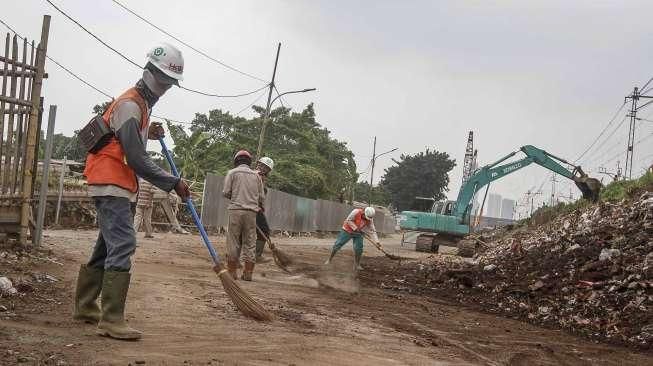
[
  {"left": 500, "top": 198, "right": 515, "bottom": 220},
  {"left": 487, "top": 193, "right": 502, "bottom": 218}
]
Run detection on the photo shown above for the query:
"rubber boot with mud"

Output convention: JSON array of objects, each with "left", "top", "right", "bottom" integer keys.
[
  {"left": 241, "top": 261, "right": 255, "bottom": 281},
  {"left": 354, "top": 252, "right": 364, "bottom": 271},
  {"left": 73, "top": 264, "right": 104, "bottom": 324},
  {"left": 255, "top": 240, "right": 269, "bottom": 263},
  {"left": 96, "top": 271, "right": 142, "bottom": 340},
  {"left": 227, "top": 260, "right": 239, "bottom": 279}
]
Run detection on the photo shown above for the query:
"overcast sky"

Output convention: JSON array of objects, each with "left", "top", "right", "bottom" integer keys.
[{"left": 4, "top": 0, "right": 653, "bottom": 216}]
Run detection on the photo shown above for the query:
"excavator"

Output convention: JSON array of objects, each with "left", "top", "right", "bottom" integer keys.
[{"left": 399, "top": 145, "right": 602, "bottom": 252}]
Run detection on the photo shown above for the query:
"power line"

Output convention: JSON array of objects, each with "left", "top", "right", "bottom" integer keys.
[
  {"left": 582, "top": 114, "right": 629, "bottom": 166},
  {"left": 601, "top": 130, "right": 653, "bottom": 166},
  {"left": 641, "top": 75, "right": 653, "bottom": 92},
  {"left": 110, "top": 0, "right": 267, "bottom": 84},
  {"left": 45, "top": 0, "right": 141, "bottom": 69},
  {"left": 0, "top": 18, "right": 115, "bottom": 100},
  {"left": 44, "top": 0, "right": 269, "bottom": 98},
  {"left": 180, "top": 83, "right": 269, "bottom": 98},
  {"left": 574, "top": 101, "right": 627, "bottom": 163},
  {"left": 235, "top": 88, "right": 268, "bottom": 116}
]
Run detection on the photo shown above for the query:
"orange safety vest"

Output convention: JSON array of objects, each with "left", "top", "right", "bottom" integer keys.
[
  {"left": 84, "top": 88, "right": 149, "bottom": 193},
  {"left": 342, "top": 208, "right": 370, "bottom": 233}
]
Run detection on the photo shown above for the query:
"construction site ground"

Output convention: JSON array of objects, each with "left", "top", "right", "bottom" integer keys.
[{"left": 2, "top": 230, "right": 652, "bottom": 366}]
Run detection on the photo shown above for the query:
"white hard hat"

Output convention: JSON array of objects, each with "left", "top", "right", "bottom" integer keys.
[
  {"left": 146, "top": 42, "right": 184, "bottom": 82},
  {"left": 364, "top": 207, "right": 376, "bottom": 219},
  {"left": 258, "top": 157, "right": 274, "bottom": 171}
]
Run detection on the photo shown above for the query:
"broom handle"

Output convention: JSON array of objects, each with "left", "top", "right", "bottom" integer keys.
[{"left": 158, "top": 138, "right": 221, "bottom": 265}]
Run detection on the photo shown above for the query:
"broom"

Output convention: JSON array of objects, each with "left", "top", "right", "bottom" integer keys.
[
  {"left": 363, "top": 233, "right": 410, "bottom": 261},
  {"left": 256, "top": 225, "right": 293, "bottom": 272},
  {"left": 159, "top": 138, "right": 272, "bottom": 321}
]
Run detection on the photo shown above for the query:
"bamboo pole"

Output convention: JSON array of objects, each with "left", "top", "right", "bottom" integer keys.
[
  {"left": 20, "top": 15, "right": 49, "bottom": 246},
  {"left": 0, "top": 34, "right": 9, "bottom": 189}
]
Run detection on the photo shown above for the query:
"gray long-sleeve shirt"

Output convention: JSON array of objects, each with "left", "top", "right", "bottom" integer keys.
[
  {"left": 88, "top": 99, "right": 178, "bottom": 201},
  {"left": 222, "top": 164, "right": 264, "bottom": 211}
]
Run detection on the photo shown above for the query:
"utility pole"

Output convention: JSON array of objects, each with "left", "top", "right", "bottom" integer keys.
[
  {"left": 368, "top": 136, "right": 377, "bottom": 204},
  {"left": 550, "top": 174, "right": 558, "bottom": 206},
  {"left": 255, "top": 42, "right": 281, "bottom": 161},
  {"left": 625, "top": 87, "right": 639, "bottom": 179}
]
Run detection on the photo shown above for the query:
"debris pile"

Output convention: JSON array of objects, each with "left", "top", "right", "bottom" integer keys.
[{"left": 366, "top": 191, "right": 653, "bottom": 348}]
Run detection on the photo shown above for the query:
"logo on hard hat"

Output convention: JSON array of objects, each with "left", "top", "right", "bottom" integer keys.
[
  {"left": 169, "top": 63, "right": 183, "bottom": 74},
  {"left": 153, "top": 47, "right": 166, "bottom": 57}
]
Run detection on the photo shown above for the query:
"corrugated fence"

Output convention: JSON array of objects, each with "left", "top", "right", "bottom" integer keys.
[{"left": 201, "top": 173, "right": 395, "bottom": 234}]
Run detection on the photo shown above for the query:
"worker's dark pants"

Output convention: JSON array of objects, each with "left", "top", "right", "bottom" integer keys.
[
  {"left": 88, "top": 196, "right": 137, "bottom": 272},
  {"left": 255, "top": 211, "right": 270, "bottom": 258}
]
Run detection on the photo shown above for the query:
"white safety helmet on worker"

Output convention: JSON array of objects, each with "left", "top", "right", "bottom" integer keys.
[
  {"left": 364, "top": 207, "right": 376, "bottom": 219},
  {"left": 146, "top": 42, "right": 184, "bottom": 83},
  {"left": 258, "top": 157, "right": 274, "bottom": 171}
]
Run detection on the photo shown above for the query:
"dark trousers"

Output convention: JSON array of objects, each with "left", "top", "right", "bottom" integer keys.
[{"left": 88, "top": 196, "right": 137, "bottom": 271}]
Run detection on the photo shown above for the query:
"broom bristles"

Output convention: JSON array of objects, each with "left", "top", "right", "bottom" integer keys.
[
  {"left": 213, "top": 265, "right": 273, "bottom": 321},
  {"left": 271, "top": 246, "right": 293, "bottom": 267}
]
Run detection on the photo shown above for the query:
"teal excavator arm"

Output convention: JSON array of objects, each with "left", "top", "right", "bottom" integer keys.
[{"left": 452, "top": 145, "right": 601, "bottom": 223}]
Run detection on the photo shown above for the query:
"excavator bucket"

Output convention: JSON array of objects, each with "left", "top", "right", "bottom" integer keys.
[{"left": 574, "top": 177, "right": 602, "bottom": 202}]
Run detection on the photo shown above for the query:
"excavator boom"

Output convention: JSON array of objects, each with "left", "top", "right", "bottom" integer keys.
[{"left": 399, "top": 145, "right": 601, "bottom": 243}]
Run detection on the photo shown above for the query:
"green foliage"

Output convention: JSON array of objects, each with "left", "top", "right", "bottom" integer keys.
[
  {"left": 380, "top": 149, "right": 455, "bottom": 211},
  {"left": 168, "top": 104, "right": 357, "bottom": 200},
  {"left": 600, "top": 172, "right": 653, "bottom": 202},
  {"left": 529, "top": 172, "right": 653, "bottom": 226},
  {"left": 353, "top": 181, "right": 391, "bottom": 206}
]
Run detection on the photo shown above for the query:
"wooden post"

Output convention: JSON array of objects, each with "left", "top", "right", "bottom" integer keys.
[
  {"left": 34, "top": 105, "right": 56, "bottom": 246},
  {"left": 20, "top": 15, "right": 49, "bottom": 245},
  {"left": 55, "top": 155, "right": 66, "bottom": 226}
]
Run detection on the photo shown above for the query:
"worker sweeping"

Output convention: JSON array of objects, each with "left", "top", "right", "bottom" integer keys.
[
  {"left": 255, "top": 157, "right": 274, "bottom": 262},
  {"left": 223, "top": 150, "right": 265, "bottom": 281},
  {"left": 324, "top": 207, "right": 380, "bottom": 271},
  {"left": 74, "top": 43, "right": 190, "bottom": 340}
]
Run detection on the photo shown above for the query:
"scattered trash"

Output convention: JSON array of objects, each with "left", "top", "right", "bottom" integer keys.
[
  {"left": 599, "top": 248, "right": 621, "bottom": 261},
  {"left": 0, "top": 276, "right": 17, "bottom": 296}
]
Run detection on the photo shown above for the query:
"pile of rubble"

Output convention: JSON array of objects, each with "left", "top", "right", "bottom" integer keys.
[{"left": 369, "top": 191, "right": 653, "bottom": 348}]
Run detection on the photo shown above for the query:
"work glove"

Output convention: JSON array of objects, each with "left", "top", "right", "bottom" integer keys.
[
  {"left": 148, "top": 122, "right": 165, "bottom": 140},
  {"left": 174, "top": 179, "right": 191, "bottom": 201}
]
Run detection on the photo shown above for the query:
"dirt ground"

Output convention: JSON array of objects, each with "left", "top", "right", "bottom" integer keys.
[{"left": 2, "top": 230, "right": 653, "bottom": 365}]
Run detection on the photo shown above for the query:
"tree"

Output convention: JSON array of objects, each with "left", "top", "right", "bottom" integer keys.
[
  {"left": 380, "top": 149, "right": 455, "bottom": 211},
  {"left": 171, "top": 103, "right": 357, "bottom": 200},
  {"left": 353, "top": 181, "right": 391, "bottom": 206}
]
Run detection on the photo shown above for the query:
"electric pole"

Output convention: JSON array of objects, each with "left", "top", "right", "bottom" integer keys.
[
  {"left": 255, "top": 43, "right": 281, "bottom": 161},
  {"left": 550, "top": 174, "right": 558, "bottom": 206},
  {"left": 625, "top": 87, "right": 638, "bottom": 179},
  {"left": 368, "top": 136, "right": 377, "bottom": 204}
]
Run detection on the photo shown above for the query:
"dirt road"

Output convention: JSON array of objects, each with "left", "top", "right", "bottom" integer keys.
[{"left": 2, "top": 230, "right": 652, "bottom": 365}]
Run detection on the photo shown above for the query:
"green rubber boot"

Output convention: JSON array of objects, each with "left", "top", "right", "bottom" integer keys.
[
  {"left": 255, "top": 240, "right": 265, "bottom": 262},
  {"left": 96, "top": 271, "right": 142, "bottom": 340},
  {"left": 73, "top": 264, "right": 104, "bottom": 324}
]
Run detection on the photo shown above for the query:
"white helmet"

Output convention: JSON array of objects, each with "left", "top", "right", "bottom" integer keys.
[
  {"left": 364, "top": 207, "right": 376, "bottom": 219},
  {"left": 146, "top": 42, "right": 184, "bottom": 82},
  {"left": 258, "top": 157, "right": 274, "bottom": 171}
]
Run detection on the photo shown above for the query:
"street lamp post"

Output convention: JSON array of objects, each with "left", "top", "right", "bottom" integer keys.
[
  {"left": 255, "top": 88, "right": 316, "bottom": 160},
  {"left": 368, "top": 136, "right": 397, "bottom": 204}
]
